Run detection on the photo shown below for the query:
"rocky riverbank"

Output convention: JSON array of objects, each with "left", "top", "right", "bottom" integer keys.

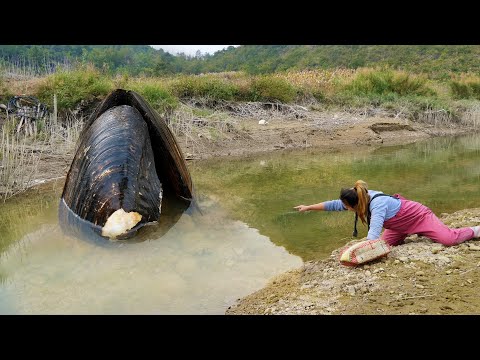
[{"left": 226, "top": 208, "right": 480, "bottom": 315}]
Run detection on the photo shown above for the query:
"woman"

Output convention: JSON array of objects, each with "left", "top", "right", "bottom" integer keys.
[{"left": 294, "top": 180, "right": 480, "bottom": 248}]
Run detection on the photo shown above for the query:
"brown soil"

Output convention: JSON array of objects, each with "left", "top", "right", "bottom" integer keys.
[
  {"left": 5, "top": 107, "right": 480, "bottom": 315},
  {"left": 24, "top": 112, "right": 464, "bottom": 185},
  {"left": 178, "top": 113, "right": 467, "bottom": 160}
]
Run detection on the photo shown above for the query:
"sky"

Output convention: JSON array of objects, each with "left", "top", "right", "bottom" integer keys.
[{"left": 150, "top": 45, "right": 239, "bottom": 56}]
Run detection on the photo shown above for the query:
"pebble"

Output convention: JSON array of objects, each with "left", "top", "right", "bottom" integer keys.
[
  {"left": 468, "top": 244, "right": 480, "bottom": 251},
  {"left": 437, "top": 256, "right": 451, "bottom": 263},
  {"left": 415, "top": 284, "right": 425, "bottom": 289},
  {"left": 415, "top": 271, "right": 425, "bottom": 276},
  {"left": 432, "top": 246, "right": 443, "bottom": 254}
]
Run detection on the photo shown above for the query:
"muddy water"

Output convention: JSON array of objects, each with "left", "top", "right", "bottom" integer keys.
[
  {"left": 0, "top": 182, "right": 302, "bottom": 314},
  {"left": 1, "top": 133, "right": 479, "bottom": 314},
  {"left": 189, "top": 133, "right": 480, "bottom": 261}
]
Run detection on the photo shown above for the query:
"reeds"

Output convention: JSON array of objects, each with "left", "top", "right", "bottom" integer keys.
[
  {"left": 0, "top": 116, "right": 41, "bottom": 201},
  {"left": 0, "top": 111, "right": 84, "bottom": 202}
]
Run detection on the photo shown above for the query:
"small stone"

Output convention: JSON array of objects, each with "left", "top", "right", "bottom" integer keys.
[
  {"left": 432, "top": 246, "right": 443, "bottom": 254},
  {"left": 446, "top": 270, "right": 452, "bottom": 274},
  {"left": 415, "top": 271, "right": 425, "bottom": 276},
  {"left": 467, "top": 279, "right": 473, "bottom": 284},
  {"left": 393, "top": 260, "right": 400, "bottom": 264},
  {"left": 415, "top": 284, "right": 425, "bottom": 289},
  {"left": 365, "top": 270, "right": 371, "bottom": 276},
  {"left": 468, "top": 244, "right": 480, "bottom": 251},
  {"left": 438, "top": 255, "right": 451, "bottom": 263}
]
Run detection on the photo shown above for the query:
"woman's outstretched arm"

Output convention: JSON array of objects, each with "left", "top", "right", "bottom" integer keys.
[
  {"left": 294, "top": 203, "right": 326, "bottom": 212},
  {"left": 294, "top": 200, "right": 347, "bottom": 212}
]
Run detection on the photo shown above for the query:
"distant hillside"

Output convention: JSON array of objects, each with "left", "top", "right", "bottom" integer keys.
[
  {"left": 204, "top": 45, "right": 480, "bottom": 77},
  {"left": 1, "top": 45, "right": 479, "bottom": 77}
]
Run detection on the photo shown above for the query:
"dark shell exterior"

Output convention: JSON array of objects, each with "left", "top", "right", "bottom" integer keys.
[{"left": 60, "top": 89, "right": 193, "bottom": 240}]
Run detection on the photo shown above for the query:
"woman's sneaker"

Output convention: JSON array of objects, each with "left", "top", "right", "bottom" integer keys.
[{"left": 471, "top": 226, "right": 480, "bottom": 238}]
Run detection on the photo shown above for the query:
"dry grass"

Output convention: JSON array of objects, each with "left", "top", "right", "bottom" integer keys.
[
  {"left": 276, "top": 69, "right": 355, "bottom": 88},
  {"left": 168, "top": 102, "right": 244, "bottom": 156},
  {"left": 0, "top": 111, "right": 84, "bottom": 202},
  {"left": 0, "top": 116, "right": 41, "bottom": 201},
  {"left": 460, "top": 103, "right": 480, "bottom": 128}
]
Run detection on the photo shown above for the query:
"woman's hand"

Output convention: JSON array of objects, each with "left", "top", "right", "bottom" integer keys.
[{"left": 294, "top": 205, "right": 310, "bottom": 212}]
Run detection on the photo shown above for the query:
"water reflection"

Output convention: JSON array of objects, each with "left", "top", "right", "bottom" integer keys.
[
  {"left": 58, "top": 191, "right": 192, "bottom": 247},
  {"left": 189, "top": 133, "right": 480, "bottom": 261}
]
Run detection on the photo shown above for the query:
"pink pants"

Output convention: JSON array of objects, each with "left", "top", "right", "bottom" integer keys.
[{"left": 381, "top": 194, "right": 474, "bottom": 247}]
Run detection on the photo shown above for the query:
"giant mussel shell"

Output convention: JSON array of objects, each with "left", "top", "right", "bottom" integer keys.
[{"left": 59, "top": 89, "right": 193, "bottom": 242}]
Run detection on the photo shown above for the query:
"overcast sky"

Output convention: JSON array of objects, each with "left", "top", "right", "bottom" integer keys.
[{"left": 150, "top": 45, "right": 239, "bottom": 56}]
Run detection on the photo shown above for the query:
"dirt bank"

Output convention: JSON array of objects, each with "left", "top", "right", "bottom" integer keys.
[
  {"left": 28, "top": 110, "right": 477, "bottom": 184},
  {"left": 177, "top": 111, "right": 474, "bottom": 160}
]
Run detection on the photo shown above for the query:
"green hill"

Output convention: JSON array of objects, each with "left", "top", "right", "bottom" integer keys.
[{"left": 1, "top": 45, "right": 479, "bottom": 78}]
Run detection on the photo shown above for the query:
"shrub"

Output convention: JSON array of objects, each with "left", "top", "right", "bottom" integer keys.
[{"left": 36, "top": 66, "right": 113, "bottom": 110}]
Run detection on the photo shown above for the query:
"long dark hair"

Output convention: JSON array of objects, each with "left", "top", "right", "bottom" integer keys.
[{"left": 340, "top": 180, "right": 370, "bottom": 225}]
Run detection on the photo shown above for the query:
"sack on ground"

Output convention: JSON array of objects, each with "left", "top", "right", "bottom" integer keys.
[{"left": 339, "top": 239, "right": 391, "bottom": 266}]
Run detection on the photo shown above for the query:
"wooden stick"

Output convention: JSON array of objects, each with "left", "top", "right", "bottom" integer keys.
[
  {"left": 401, "top": 294, "right": 435, "bottom": 300},
  {"left": 459, "top": 268, "right": 476, "bottom": 275}
]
